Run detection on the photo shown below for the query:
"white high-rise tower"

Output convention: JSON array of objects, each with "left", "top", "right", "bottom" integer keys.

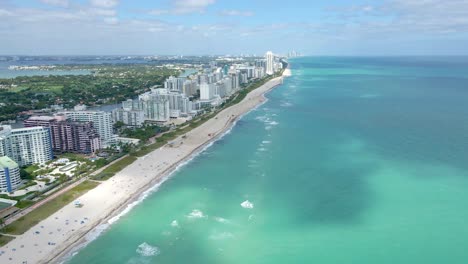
[{"left": 265, "top": 51, "right": 274, "bottom": 75}]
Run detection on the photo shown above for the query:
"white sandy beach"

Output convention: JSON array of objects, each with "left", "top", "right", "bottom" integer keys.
[{"left": 0, "top": 69, "right": 291, "bottom": 264}]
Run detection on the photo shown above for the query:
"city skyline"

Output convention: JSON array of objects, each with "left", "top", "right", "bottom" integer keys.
[{"left": 1, "top": 0, "right": 468, "bottom": 56}]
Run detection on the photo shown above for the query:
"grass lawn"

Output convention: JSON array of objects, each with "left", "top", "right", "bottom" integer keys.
[
  {"left": 0, "top": 235, "right": 15, "bottom": 247},
  {"left": 8, "top": 86, "right": 28, "bottom": 93},
  {"left": 132, "top": 140, "right": 167, "bottom": 158},
  {"left": 92, "top": 156, "right": 137, "bottom": 180},
  {"left": 24, "top": 164, "right": 40, "bottom": 175},
  {"left": 45, "top": 85, "right": 63, "bottom": 93},
  {"left": 2, "top": 180, "right": 100, "bottom": 235}
]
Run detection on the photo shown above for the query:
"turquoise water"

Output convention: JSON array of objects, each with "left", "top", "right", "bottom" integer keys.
[{"left": 68, "top": 57, "right": 468, "bottom": 264}]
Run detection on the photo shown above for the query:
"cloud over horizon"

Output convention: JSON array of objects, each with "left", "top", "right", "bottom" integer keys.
[{"left": 0, "top": 0, "right": 467, "bottom": 55}]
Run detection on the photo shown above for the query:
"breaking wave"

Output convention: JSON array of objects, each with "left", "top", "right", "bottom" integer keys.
[{"left": 136, "top": 242, "right": 160, "bottom": 257}]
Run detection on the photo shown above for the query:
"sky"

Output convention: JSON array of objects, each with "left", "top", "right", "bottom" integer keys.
[{"left": 1, "top": 0, "right": 468, "bottom": 55}]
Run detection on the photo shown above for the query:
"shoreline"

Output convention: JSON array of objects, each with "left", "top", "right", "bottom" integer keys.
[{"left": 0, "top": 68, "right": 291, "bottom": 264}]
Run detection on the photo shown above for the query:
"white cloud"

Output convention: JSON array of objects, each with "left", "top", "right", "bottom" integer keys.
[
  {"left": 326, "top": 0, "right": 468, "bottom": 35},
  {"left": 147, "top": 0, "right": 217, "bottom": 16},
  {"left": 172, "top": 0, "right": 216, "bottom": 14},
  {"left": 87, "top": 8, "right": 117, "bottom": 17},
  {"left": 1, "top": 0, "right": 468, "bottom": 55},
  {"left": 40, "top": 0, "right": 69, "bottom": 7},
  {"left": 103, "top": 17, "right": 118, "bottom": 25},
  {"left": 89, "top": 0, "right": 119, "bottom": 8},
  {"left": 0, "top": 9, "right": 14, "bottom": 16},
  {"left": 219, "top": 10, "right": 254, "bottom": 17}
]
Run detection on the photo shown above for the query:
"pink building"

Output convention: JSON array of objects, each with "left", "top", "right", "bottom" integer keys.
[{"left": 24, "top": 116, "right": 101, "bottom": 154}]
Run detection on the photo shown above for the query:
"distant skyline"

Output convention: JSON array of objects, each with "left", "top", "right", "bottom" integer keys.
[{"left": 1, "top": 0, "right": 468, "bottom": 55}]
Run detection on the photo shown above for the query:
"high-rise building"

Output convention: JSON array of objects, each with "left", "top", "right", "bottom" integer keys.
[
  {"left": 25, "top": 115, "right": 101, "bottom": 154},
  {"left": 0, "top": 126, "right": 11, "bottom": 158},
  {"left": 254, "top": 67, "right": 265, "bottom": 79},
  {"left": 50, "top": 121, "right": 101, "bottom": 154},
  {"left": 266, "top": 51, "right": 274, "bottom": 75},
  {"left": 182, "top": 79, "right": 198, "bottom": 97},
  {"left": 139, "top": 89, "right": 193, "bottom": 118},
  {"left": 23, "top": 116, "right": 56, "bottom": 128},
  {"left": 143, "top": 99, "right": 170, "bottom": 122},
  {"left": 164, "top": 76, "right": 177, "bottom": 91},
  {"left": 230, "top": 73, "right": 240, "bottom": 91},
  {"left": 164, "top": 76, "right": 186, "bottom": 92},
  {"left": 59, "top": 111, "right": 114, "bottom": 147},
  {"left": 240, "top": 73, "right": 248, "bottom": 84},
  {"left": 125, "top": 95, "right": 171, "bottom": 123},
  {"left": 215, "top": 82, "right": 227, "bottom": 98},
  {"left": 223, "top": 77, "right": 233, "bottom": 96},
  {"left": 200, "top": 83, "right": 215, "bottom": 101},
  {"left": 198, "top": 74, "right": 209, "bottom": 84},
  {"left": 0, "top": 156, "right": 22, "bottom": 192},
  {"left": 0, "top": 125, "right": 53, "bottom": 166},
  {"left": 112, "top": 108, "right": 145, "bottom": 127}
]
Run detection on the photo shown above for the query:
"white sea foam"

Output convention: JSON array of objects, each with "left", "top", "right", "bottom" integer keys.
[
  {"left": 171, "top": 220, "right": 179, "bottom": 227},
  {"left": 255, "top": 115, "right": 268, "bottom": 122},
  {"left": 268, "top": 121, "right": 279, "bottom": 126},
  {"left": 136, "top": 242, "right": 160, "bottom": 257},
  {"left": 241, "top": 200, "right": 254, "bottom": 209},
  {"left": 262, "top": 140, "right": 271, "bottom": 144},
  {"left": 187, "top": 209, "right": 206, "bottom": 219},
  {"left": 213, "top": 217, "right": 230, "bottom": 224},
  {"left": 280, "top": 101, "right": 293, "bottom": 107},
  {"left": 59, "top": 74, "right": 284, "bottom": 263},
  {"left": 258, "top": 147, "right": 267, "bottom": 152}
]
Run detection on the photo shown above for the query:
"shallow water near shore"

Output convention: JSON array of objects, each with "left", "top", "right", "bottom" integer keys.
[{"left": 68, "top": 57, "right": 468, "bottom": 264}]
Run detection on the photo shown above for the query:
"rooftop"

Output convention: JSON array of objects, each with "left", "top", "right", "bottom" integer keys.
[
  {"left": 0, "top": 156, "right": 19, "bottom": 169},
  {"left": 27, "top": 116, "right": 56, "bottom": 121}
]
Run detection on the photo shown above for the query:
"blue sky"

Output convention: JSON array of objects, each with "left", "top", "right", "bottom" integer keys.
[{"left": 1, "top": 0, "right": 468, "bottom": 55}]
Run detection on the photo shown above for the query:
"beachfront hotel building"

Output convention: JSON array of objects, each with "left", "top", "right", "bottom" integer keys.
[
  {"left": 151, "top": 89, "right": 192, "bottom": 118},
  {"left": 117, "top": 97, "right": 170, "bottom": 123},
  {"left": 59, "top": 110, "right": 115, "bottom": 147},
  {"left": 143, "top": 99, "right": 170, "bottom": 122},
  {"left": 112, "top": 108, "right": 145, "bottom": 127},
  {"left": 0, "top": 125, "right": 53, "bottom": 166},
  {"left": 23, "top": 116, "right": 56, "bottom": 128},
  {"left": 164, "top": 76, "right": 187, "bottom": 92},
  {"left": 117, "top": 88, "right": 194, "bottom": 123},
  {"left": 25, "top": 115, "right": 102, "bottom": 154},
  {"left": 200, "top": 83, "right": 216, "bottom": 101},
  {"left": 0, "top": 156, "right": 22, "bottom": 192},
  {"left": 266, "top": 51, "right": 275, "bottom": 75},
  {"left": 182, "top": 79, "right": 198, "bottom": 97},
  {"left": 50, "top": 120, "right": 101, "bottom": 154}
]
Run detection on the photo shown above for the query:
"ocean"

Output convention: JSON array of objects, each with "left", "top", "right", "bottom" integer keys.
[{"left": 67, "top": 57, "right": 468, "bottom": 264}]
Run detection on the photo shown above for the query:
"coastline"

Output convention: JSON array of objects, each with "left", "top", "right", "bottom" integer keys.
[{"left": 0, "top": 68, "right": 291, "bottom": 264}]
